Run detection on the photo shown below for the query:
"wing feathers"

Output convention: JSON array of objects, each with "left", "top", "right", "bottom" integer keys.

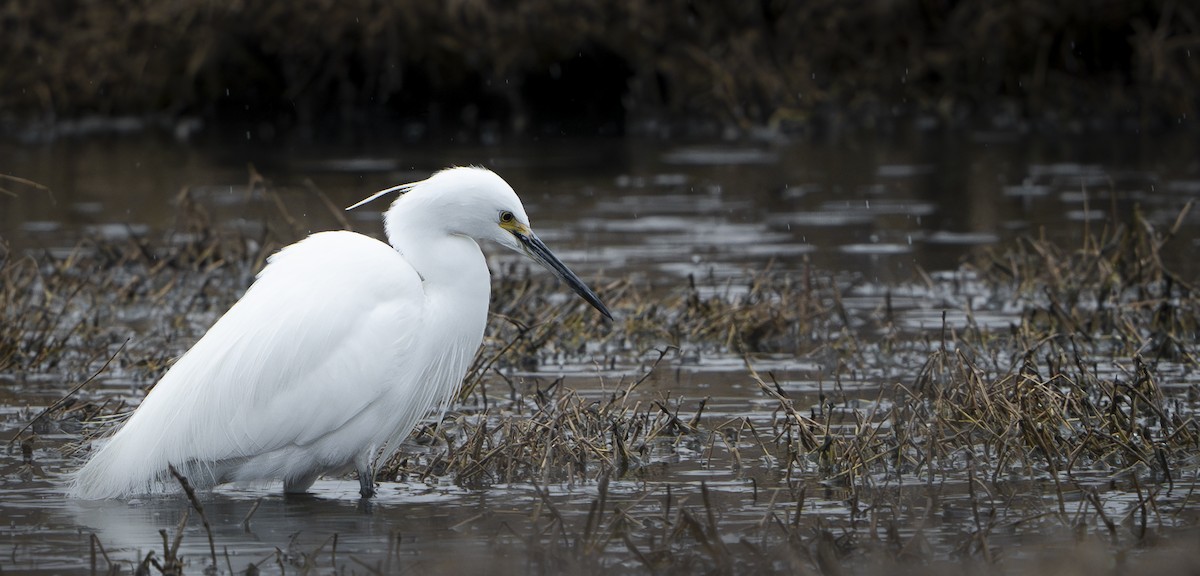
[{"left": 70, "top": 231, "right": 425, "bottom": 498}]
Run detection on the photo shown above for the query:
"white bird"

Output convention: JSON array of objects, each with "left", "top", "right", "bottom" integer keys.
[{"left": 69, "top": 166, "right": 611, "bottom": 499}]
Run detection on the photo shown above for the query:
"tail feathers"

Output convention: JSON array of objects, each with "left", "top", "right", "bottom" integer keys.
[
  {"left": 69, "top": 452, "right": 143, "bottom": 499},
  {"left": 69, "top": 433, "right": 218, "bottom": 499},
  {"left": 70, "top": 428, "right": 251, "bottom": 499},
  {"left": 68, "top": 434, "right": 167, "bottom": 499}
]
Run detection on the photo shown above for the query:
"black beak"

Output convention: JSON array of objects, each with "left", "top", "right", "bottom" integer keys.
[{"left": 514, "top": 231, "right": 613, "bottom": 320}]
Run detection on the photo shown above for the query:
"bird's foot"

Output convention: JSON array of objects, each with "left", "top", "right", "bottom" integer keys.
[{"left": 358, "top": 469, "right": 376, "bottom": 499}]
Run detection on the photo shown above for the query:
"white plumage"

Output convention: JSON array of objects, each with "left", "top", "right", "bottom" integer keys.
[{"left": 70, "top": 167, "right": 611, "bottom": 499}]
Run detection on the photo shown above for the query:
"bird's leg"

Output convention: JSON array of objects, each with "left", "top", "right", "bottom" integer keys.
[{"left": 358, "top": 465, "right": 376, "bottom": 499}]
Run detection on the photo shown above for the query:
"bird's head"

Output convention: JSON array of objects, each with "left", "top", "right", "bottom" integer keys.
[{"left": 348, "top": 167, "right": 612, "bottom": 320}]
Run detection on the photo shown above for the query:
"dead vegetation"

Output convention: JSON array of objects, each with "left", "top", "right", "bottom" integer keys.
[
  {"left": 2, "top": 1, "right": 1198, "bottom": 136},
  {"left": 3, "top": 189, "right": 1200, "bottom": 574}
]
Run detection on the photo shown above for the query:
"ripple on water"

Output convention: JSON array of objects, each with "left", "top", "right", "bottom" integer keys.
[
  {"left": 82, "top": 223, "right": 150, "bottom": 240},
  {"left": 876, "top": 164, "right": 934, "bottom": 178},
  {"left": 839, "top": 243, "right": 912, "bottom": 255},
  {"left": 924, "top": 230, "right": 1001, "bottom": 244},
  {"left": 661, "top": 147, "right": 778, "bottom": 165}
]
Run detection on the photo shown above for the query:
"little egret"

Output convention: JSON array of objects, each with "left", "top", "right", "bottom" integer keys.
[{"left": 69, "top": 166, "right": 611, "bottom": 499}]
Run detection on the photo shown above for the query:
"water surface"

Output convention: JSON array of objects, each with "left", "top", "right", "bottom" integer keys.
[{"left": 3, "top": 130, "right": 1200, "bottom": 573}]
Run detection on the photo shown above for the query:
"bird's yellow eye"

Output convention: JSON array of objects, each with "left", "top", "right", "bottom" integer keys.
[{"left": 499, "top": 210, "right": 515, "bottom": 224}]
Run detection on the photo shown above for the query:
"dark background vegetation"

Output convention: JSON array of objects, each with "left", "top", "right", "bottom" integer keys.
[{"left": 1, "top": 0, "right": 1198, "bottom": 139}]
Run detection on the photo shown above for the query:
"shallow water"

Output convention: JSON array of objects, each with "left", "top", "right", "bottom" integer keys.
[
  {"left": 5, "top": 131, "right": 1200, "bottom": 282},
  {"left": 3, "top": 130, "right": 1200, "bottom": 573}
]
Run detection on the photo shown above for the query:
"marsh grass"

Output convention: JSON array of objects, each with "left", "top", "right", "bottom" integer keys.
[
  {"left": 2, "top": 1, "right": 1197, "bottom": 135},
  {"left": 380, "top": 201, "right": 1200, "bottom": 573},
  {"left": 4, "top": 190, "right": 1200, "bottom": 573}
]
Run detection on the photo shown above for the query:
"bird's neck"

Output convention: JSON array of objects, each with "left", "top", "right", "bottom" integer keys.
[
  {"left": 384, "top": 201, "right": 491, "bottom": 323},
  {"left": 389, "top": 226, "right": 490, "bottom": 315}
]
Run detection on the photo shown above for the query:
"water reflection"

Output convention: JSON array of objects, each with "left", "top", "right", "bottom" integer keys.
[{"left": 4, "top": 132, "right": 1198, "bottom": 284}]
